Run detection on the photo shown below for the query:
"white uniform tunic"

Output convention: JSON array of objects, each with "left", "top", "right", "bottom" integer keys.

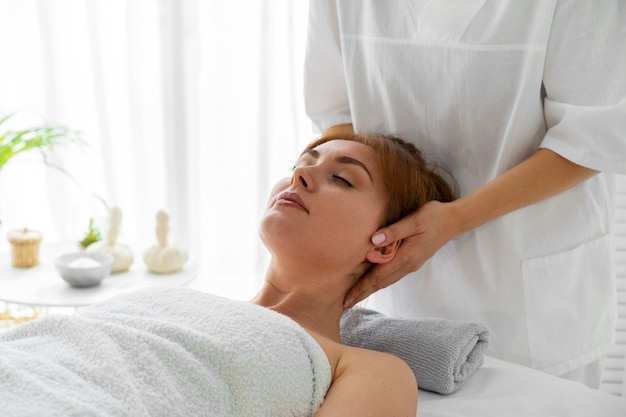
[{"left": 304, "top": 0, "right": 626, "bottom": 375}]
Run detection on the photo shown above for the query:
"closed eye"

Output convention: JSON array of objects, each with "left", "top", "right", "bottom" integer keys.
[{"left": 333, "top": 175, "right": 353, "bottom": 187}]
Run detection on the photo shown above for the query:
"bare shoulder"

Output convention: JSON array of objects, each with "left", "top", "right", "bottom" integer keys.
[
  {"left": 309, "top": 332, "right": 417, "bottom": 417},
  {"left": 340, "top": 346, "right": 419, "bottom": 408}
]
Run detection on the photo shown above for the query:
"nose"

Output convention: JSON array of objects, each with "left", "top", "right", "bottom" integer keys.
[{"left": 291, "top": 165, "right": 313, "bottom": 190}]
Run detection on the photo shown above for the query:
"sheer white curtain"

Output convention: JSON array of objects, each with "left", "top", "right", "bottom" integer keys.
[{"left": 0, "top": 0, "right": 311, "bottom": 298}]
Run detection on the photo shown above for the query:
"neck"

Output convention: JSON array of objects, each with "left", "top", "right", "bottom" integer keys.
[{"left": 251, "top": 267, "right": 350, "bottom": 342}]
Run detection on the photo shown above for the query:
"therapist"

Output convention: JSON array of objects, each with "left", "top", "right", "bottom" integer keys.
[{"left": 304, "top": 0, "right": 626, "bottom": 387}]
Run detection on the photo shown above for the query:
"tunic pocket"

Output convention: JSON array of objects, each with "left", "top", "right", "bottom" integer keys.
[{"left": 521, "top": 234, "right": 615, "bottom": 375}]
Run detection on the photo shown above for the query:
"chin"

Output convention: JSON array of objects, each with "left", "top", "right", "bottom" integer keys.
[{"left": 259, "top": 214, "right": 299, "bottom": 253}]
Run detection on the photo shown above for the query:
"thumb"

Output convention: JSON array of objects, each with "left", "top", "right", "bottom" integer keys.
[{"left": 370, "top": 215, "right": 414, "bottom": 247}]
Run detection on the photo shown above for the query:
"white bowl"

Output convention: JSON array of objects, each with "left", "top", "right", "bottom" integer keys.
[{"left": 54, "top": 252, "right": 114, "bottom": 288}]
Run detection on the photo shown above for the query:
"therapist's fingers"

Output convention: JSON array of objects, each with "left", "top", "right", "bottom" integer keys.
[
  {"left": 369, "top": 201, "right": 448, "bottom": 253},
  {"left": 343, "top": 262, "right": 405, "bottom": 309},
  {"left": 344, "top": 201, "right": 455, "bottom": 309},
  {"left": 370, "top": 212, "right": 419, "bottom": 248},
  {"left": 343, "top": 235, "right": 427, "bottom": 308}
]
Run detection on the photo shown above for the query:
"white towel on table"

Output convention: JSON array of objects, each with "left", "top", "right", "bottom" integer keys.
[{"left": 0, "top": 287, "right": 331, "bottom": 416}]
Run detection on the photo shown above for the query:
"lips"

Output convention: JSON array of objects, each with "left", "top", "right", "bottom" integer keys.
[{"left": 275, "top": 191, "right": 309, "bottom": 213}]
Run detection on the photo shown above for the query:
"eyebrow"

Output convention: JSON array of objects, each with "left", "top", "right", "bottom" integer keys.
[{"left": 306, "top": 149, "right": 373, "bottom": 182}]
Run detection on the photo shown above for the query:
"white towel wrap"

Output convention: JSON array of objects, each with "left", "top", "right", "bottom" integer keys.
[{"left": 0, "top": 288, "right": 332, "bottom": 416}]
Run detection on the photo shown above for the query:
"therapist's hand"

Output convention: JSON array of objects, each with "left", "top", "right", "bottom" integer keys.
[
  {"left": 342, "top": 148, "right": 599, "bottom": 309},
  {"left": 344, "top": 200, "right": 457, "bottom": 309}
]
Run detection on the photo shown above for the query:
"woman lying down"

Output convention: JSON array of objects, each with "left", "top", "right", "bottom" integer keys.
[{"left": 0, "top": 130, "right": 456, "bottom": 416}]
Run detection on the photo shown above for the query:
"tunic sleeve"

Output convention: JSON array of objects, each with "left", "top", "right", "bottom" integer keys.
[{"left": 541, "top": 0, "right": 626, "bottom": 174}]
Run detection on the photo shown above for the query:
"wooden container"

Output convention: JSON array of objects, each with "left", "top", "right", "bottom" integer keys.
[{"left": 7, "top": 228, "right": 43, "bottom": 268}]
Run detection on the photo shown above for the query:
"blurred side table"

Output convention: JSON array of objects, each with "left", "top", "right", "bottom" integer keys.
[{"left": 0, "top": 242, "right": 197, "bottom": 328}]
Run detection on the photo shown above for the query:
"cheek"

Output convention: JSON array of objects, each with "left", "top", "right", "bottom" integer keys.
[{"left": 322, "top": 199, "right": 383, "bottom": 241}]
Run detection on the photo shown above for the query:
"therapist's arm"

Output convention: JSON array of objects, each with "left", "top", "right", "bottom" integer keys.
[{"left": 344, "top": 147, "right": 598, "bottom": 308}]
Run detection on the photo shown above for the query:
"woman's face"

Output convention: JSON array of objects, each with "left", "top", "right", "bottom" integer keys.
[{"left": 260, "top": 140, "right": 389, "bottom": 271}]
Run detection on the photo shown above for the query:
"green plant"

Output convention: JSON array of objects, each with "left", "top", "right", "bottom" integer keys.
[
  {"left": 79, "top": 217, "right": 103, "bottom": 248},
  {"left": 0, "top": 113, "right": 81, "bottom": 172}
]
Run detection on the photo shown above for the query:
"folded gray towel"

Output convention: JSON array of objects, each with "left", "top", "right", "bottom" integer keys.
[{"left": 340, "top": 308, "right": 489, "bottom": 394}]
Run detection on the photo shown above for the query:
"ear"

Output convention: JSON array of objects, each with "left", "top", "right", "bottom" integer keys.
[{"left": 365, "top": 240, "right": 401, "bottom": 264}]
